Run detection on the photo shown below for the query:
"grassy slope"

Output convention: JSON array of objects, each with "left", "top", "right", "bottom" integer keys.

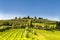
[{"left": 0, "top": 29, "right": 60, "bottom": 40}]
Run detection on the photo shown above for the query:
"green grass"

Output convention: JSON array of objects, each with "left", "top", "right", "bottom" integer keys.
[{"left": 0, "top": 28, "right": 60, "bottom": 40}]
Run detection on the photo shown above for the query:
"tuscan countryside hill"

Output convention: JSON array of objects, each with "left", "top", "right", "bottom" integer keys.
[
  {"left": 0, "top": 0, "right": 60, "bottom": 40},
  {"left": 0, "top": 16, "right": 60, "bottom": 40}
]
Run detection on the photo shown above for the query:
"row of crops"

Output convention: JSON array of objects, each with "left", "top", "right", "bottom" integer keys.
[
  {"left": 0, "top": 29, "right": 25, "bottom": 40},
  {"left": 0, "top": 28, "right": 60, "bottom": 40},
  {"left": 0, "top": 28, "right": 45, "bottom": 40}
]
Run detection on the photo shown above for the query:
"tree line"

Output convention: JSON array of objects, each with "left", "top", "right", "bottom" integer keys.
[{"left": 14, "top": 16, "right": 43, "bottom": 20}]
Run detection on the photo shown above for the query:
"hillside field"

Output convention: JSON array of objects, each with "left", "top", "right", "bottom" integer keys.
[{"left": 0, "top": 28, "right": 60, "bottom": 40}]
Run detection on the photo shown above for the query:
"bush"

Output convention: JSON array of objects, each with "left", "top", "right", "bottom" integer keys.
[
  {"left": 56, "top": 22, "right": 60, "bottom": 29},
  {"left": 43, "top": 25, "right": 50, "bottom": 30},
  {"left": 1, "top": 21, "right": 11, "bottom": 26},
  {"left": 12, "top": 24, "right": 21, "bottom": 29},
  {"left": 0, "top": 26, "right": 11, "bottom": 32}
]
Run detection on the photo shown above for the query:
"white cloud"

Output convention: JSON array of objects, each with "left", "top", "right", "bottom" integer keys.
[
  {"left": 37, "top": 16, "right": 60, "bottom": 21},
  {"left": 46, "top": 17, "right": 60, "bottom": 21},
  {"left": 0, "top": 12, "right": 24, "bottom": 20}
]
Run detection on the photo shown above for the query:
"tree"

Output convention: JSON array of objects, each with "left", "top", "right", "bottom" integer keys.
[
  {"left": 15, "top": 17, "right": 17, "bottom": 20},
  {"left": 2, "top": 21, "right": 10, "bottom": 26},
  {"left": 34, "top": 16, "right": 37, "bottom": 19},
  {"left": 27, "top": 16, "right": 30, "bottom": 19},
  {"left": 22, "top": 17, "right": 27, "bottom": 19},
  {"left": 38, "top": 17, "right": 43, "bottom": 19},
  {"left": 56, "top": 21, "right": 60, "bottom": 29}
]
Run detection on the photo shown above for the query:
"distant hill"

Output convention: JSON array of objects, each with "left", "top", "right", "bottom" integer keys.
[{"left": 0, "top": 16, "right": 60, "bottom": 31}]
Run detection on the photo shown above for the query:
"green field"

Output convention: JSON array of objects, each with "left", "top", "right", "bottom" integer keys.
[{"left": 0, "top": 28, "right": 60, "bottom": 40}]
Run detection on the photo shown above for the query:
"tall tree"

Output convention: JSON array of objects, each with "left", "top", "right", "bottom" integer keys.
[
  {"left": 27, "top": 16, "right": 30, "bottom": 19},
  {"left": 15, "top": 17, "right": 17, "bottom": 20},
  {"left": 56, "top": 21, "right": 60, "bottom": 29},
  {"left": 34, "top": 16, "right": 37, "bottom": 19},
  {"left": 38, "top": 17, "right": 43, "bottom": 19}
]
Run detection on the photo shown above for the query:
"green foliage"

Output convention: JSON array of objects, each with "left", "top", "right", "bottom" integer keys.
[
  {"left": 38, "top": 17, "right": 43, "bottom": 19},
  {"left": 15, "top": 17, "right": 17, "bottom": 20},
  {"left": 0, "top": 26, "right": 11, "bottom": 32},
  {"left": 1, "top": 21, "right": 11, "bottom": 26},
  {"left": 27, "top": 16, "right": 30, "bottom": 19},
  {"left": 22, "top": 17, "right": 27, "bottom": 19},
  {"left": 20, "top": 24, "right": 26, "bottom": 28},
  {"left": 44, "top": 25, "right": 50, "bottom": 30},
  {"left": 56, "top": 21, "right": 60, "bottom": 29},
  {"left": 34, "top": 16, "right": 37, "bottom": 19},
  {"left": 12, "top": 23, "right": 21, "bottom": 29}
]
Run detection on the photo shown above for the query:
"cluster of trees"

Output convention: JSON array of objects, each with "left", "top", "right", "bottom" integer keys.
[
  {"left": 14, "top": 16, "right": 43, "bottom": 20},
  {"left": 0, "top": 21, "right": 12, "bottom": 32}
]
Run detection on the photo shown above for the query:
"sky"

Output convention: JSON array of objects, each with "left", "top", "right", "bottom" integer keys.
[{"left": 0, "top": 0, "right": 60, "bottom": 21}]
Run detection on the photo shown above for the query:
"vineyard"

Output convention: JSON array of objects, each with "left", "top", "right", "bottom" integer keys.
[
  {"left": 0, "top": 0, "right": 60, "bottom": 40},
  {"left": 0, "top": 28, "right": 60, "bottom": 40}
]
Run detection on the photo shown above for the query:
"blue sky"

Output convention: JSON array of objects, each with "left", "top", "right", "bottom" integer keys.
[{"left": 0, "top": 0, "right": 60, "bottom": 21}]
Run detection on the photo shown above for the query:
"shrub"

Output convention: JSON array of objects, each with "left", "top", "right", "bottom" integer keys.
[
  {"left": 1, "top": 21, "right": 10, "bottom": 26},
  {"left": 0, "top": 26, "right": 11, "bottom": 32},
  {"left": 34, "top": 16, "right": 37, "bottom": 19},
  {"left": 56, "top": 22, "right": 60, "bottom": 29},
  {"left": 15, "top": 17, "right": 17, "bottom": 20},
  {"left": 44, "top": 25, "right": 50, "bottom": 30}
]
